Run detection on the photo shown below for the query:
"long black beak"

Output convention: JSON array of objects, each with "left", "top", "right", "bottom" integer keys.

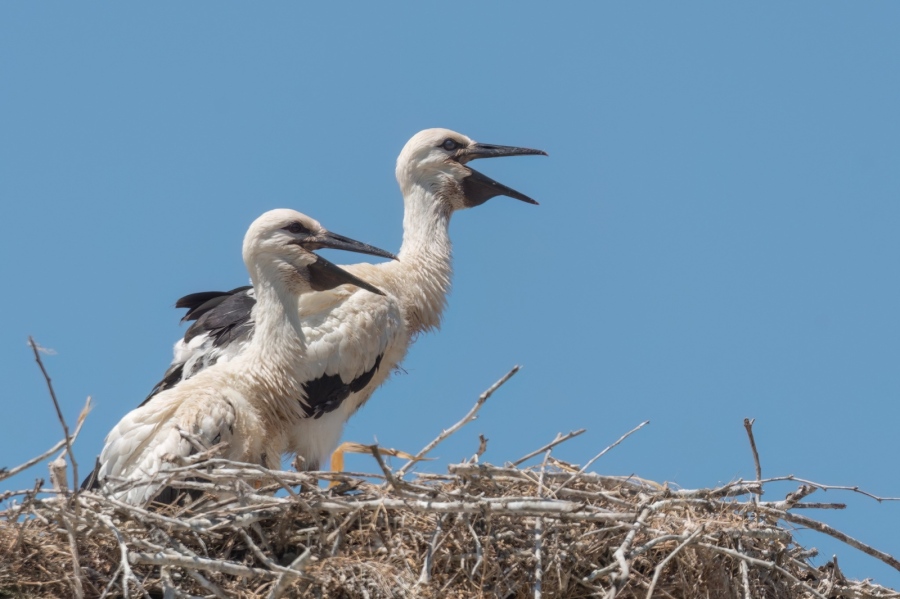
[
  {"left": 302, "top": 230, "right": 394, "bottom": 296},
  {"left": 458, "top": 143, "right": 548, "bottom": 164},
  {"left": 305, "top": 231, "right": 398, "bottom": 261},
  {"left": 457, "top": 142, "right": 547, "bottom": 207},
  {"left": 306, "top": 255, "right": 386, "bottom": 296}
]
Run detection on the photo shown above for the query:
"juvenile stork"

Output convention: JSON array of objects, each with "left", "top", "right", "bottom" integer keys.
[
  {"left": 147, "top": 128, "right": 546, "bottom": 471},
  {"left": 87, "top": 209, "right": 395, "bottom": 504}
]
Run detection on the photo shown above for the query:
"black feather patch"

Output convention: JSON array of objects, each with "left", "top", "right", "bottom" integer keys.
[
  {"left": 176, "top": 286, "right": 251, "bottom": 323},
  {"left": 183, "top": 289, "right": 256, "bottom": 346},
  {"left": 140, "top": 363, "right": 185, "bottom": 406},
  {"left": 142, "top": 286, "right": 257, "bottom": 403},
  {"left": 80, "top": 458, "right": 101, "bottom": 490},
  {"left": 300, "top": 354, "right": 383, "bottom": 418}
]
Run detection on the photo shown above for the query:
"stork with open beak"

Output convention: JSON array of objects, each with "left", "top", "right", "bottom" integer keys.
[
  {"left": 84, "top": 209, "right": 394, "bottom": 504},
  {"left": 143, "top": 128, "right": 546, "bottom": 473}
]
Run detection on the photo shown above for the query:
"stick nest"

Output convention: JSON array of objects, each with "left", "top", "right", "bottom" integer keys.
[
  {"left": 2, "top": 455, "right": 899, "bottom": 599},
  {"left": 4, "top": 363, "right": 899, "bottom": 598}
]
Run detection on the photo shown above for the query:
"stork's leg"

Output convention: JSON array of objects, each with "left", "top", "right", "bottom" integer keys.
[{"left": 330, "top": 442, "right": 348, "bottom": 473}]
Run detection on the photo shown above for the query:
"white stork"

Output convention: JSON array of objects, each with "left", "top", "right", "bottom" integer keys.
[
  {"left": 143, "top": 128, "right": 546, "bottom": 472},
  {"left": 85, "top": 209, "right": 395, "bottom": 504}
]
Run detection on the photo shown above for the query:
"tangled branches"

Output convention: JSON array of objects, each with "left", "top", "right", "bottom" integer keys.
[{"left": 2, "top": 359, "right": 900, "bottom": 598}]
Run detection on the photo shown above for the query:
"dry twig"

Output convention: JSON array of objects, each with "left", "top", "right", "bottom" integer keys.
[
  {"left": 396, "top": 365, "right": 520, "bottom": 477},
  {"left": 743, "top": 417, "right": 763, "bottom": 484},
  {"left": 28, "top": 336, "right": 81, "bottom": 492}
]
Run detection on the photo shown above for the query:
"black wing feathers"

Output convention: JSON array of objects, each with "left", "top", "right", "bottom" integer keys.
[
  {"left": 143, "top": 287, "right": 257, "bottom": 403},
  {"left": 301, "top": 354, "right": 383, "bottom": 418},
  {"left": 176, "top": 286, "right": 252, "bottom": 323},
  {"left": 81, "top": 458, "right": 101, "bottom": 490},
  {"left": 140, "top": 362, "right": 185, "bottom": 407},
  {"left": 183, "top": 288, "right": 256, "bottom": 346}
]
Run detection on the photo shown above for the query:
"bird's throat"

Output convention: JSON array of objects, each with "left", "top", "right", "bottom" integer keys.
[{"left": 394, "top": 185, "right": 454, "bottom": 334}]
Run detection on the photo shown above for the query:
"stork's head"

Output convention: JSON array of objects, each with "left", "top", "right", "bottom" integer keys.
[
  {"left": 243, "top": 209, "right": 395, "bottom": 296},
  {"left": 396, "top": 128, "right": 547, "bottom": 210}
]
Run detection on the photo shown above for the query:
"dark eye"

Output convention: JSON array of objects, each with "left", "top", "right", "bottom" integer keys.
[
  {"left": 441, "top": 138, "right": 458, "bottom": 151},
  {"left": 284, "top": 221, "right": 310, "bottom": 235}
]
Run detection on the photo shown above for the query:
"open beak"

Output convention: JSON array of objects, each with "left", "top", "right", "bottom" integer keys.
[
  {"left": 306, "top": 231, "right": 397, "bottom": 261},
  {"left": 302, "top": 230, "right": 395, "bottom": 296},
  {"left": 306, "top": 256, "right": 386, "bottom": 296},
  {"left": 457, "top": 142, "right": 547, "bottom": 207}
]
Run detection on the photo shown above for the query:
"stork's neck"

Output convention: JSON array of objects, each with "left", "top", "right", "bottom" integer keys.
[
  {"left": 241, "top": 266, "right": 307, "bottom": 389},
  {"left": 393, "top": 182, "right": 454, "bottom": 334}
]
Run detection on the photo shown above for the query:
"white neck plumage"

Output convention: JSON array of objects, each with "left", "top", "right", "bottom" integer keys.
[
  {"left": 241, "top": 263, "right": 308, "bottom": 397},
  {"left": 390, "top": 181, "right": 454, "bottom": 334}
]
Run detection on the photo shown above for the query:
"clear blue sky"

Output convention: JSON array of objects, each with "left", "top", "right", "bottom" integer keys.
[{"left": 3, "top": 3, "right": 899, "bottom": 588}]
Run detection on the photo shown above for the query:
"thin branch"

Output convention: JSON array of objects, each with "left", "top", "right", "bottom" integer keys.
[
  {"left": 599, "top": 505, "right": 652, "bottom": 594},
  {"left": 464, "top": 515, "right": 484, "bottom": 579},
  {"left": 98, "top": 562, "right": 124, "bottom": 599},
  {"left": 766, "top": 484, "right": 817, "bottom": 510},
  {"left": 781, "top": 502, "right": 846, "bottom": 510},
  {"left": 533, "top": 515, "right": 544, "bottom": 599},
  {"left": 129, "top": 550, "right": 278, "bottom": 578},
  {"left": 396, "top": 365, "right": 520, "bottom": 477},
  {"left": 743, "top": 418, "right": 762, "bottom": 495},
  {"left": 771, "top": 509, "right": 900, "bottom": 572},
  {"left": 511, "top": 429, "right": 586, "bottom": 467},
  {"left": 697, "top": 542, "right": 828, "bottom": 599},
  {"left": 266, "top": 548, "right": 312, "bottom": 599},
  {"left": 185, "top": 569, "right": 229, "bottom": 599},
  {"left": 238, "top": 528, "right": 281, "bottom": 571},
  {"left": 97, "top": 513, "right": 147, "bottom": 599},
  {"left": 555, "top": 421, "right": 649, "bottom": 494},
  {"left": 738, "top": 540, "right": 752, "bottom": 599},
  {"left": 645, "top": 526, "right": 705, "bottom": 599},
  {"left": 0, "top": 395, "right": 90, "bottom": 483},
  {"left": 533, "top": 449, "right": 552, "bottom": 599},
  {"left": 55, "top": 503, "right": 85, "bottom": 599},
  {"left": 417, "top": 514, "right": 446, "bottom": 585},
  {"left": 28, "top": 336, "right": 80, "bottom": 491},
  {"left": 753, "top": 475, "right": 900, "bottom": 502}
]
